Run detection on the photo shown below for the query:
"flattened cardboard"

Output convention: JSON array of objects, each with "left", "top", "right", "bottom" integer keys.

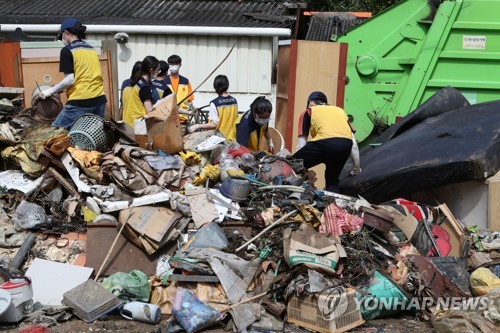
[
  {"left": 119, "top": 206, "right": 181, "bottom": 243},
  {"left": 118, "top": 206, "right": 187, "bottom": 255},
  {"left": 283, "top": 224, "right": 346, "bottom": 274},
  {"left": 185, "top": 188, "right": 219, "bottom": 228},
  {"left": 380, "top": 205, "right": 418, "bottom": 240}
]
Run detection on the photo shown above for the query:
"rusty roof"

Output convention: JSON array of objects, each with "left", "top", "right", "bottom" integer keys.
[{"left": 0, "top": 0, "right": 302, "bottom": 28}]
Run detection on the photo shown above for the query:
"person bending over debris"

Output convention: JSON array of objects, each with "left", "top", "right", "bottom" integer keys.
[
  {"left": 40, "top": 18, "right": 107, "bottom": 130},
  {"left": 122, "top": 56, "right": 163, "bottom": 128},
  {"left": 188, "top": 75, "right": 238, "bottom": 141},
  {"left": 293, "top": 91, "right": 356, "bottom": 193},
  {"left": 236, "top": 96, "right": 274, "bottom": 153}
]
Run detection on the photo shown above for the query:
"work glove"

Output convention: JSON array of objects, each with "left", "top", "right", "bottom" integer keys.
[
  {"left": 39, "top": 88, "right": 54, "bottom": 100},
  {"left": 296, "top": 136, "right": 307, "bottom": 151},
  {"left": 349, "top": 167, "right": 362, "bottom": 176},
  {"left": 267, "top": 139, "right": 275, "bottom": 154},
  {"left": 187, "top": 124, "right": 200, "bottom": 133}
]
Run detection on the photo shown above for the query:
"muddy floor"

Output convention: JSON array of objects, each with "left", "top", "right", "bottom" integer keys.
[{"left": 1, "top": 315, "right": 435, "bottom": 332}]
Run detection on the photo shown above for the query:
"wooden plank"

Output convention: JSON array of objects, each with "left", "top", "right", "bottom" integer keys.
[
  {"left": 487, "top": 174, "right": 500, "bottom": 231},
  {"left": 293, "top": 41, "right": 344, "bottom": 190},
  {"left": 438, "top": 203, "right": 466, "bottom": 257},
  {"left": 21, "top": 54, "right": 115, "bottom": 120}
]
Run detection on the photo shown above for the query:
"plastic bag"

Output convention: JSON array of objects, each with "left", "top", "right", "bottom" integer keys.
[
  {"left": 12, "top": 200, "right": 49, "bottom": 231},
  {"left": 172, "top": 287, "right": 221, "bottom": 333},
  {"left": 358, "top": 270, "right": 409, "bottom": 320},
  {"left": 470, "top": 267, "right": 500, "bottom": 296},
  {"left": 101, "top": 270, "right": 151, "bottom": 302},
  {"left": 186, "top": 223, "right": 228, "bottom": 250}
]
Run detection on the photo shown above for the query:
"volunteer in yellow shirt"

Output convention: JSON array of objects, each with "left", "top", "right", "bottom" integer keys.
[
  {"left": 40, "top": 18, "right": 107, "bottom": 129},
  {"left": 293, "top": 91, "right": 353, "bottom": 193},
  {"left": 122, "top": 56, "right": 161, "bottom": 127}
]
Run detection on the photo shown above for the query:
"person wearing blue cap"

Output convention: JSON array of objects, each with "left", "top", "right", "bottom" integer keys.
[
  {"left": 39, "top": 18, "right": 107, "bottom": 129},
  {"left": 293, "top": 91, "right": 359, "bottom": 193}
]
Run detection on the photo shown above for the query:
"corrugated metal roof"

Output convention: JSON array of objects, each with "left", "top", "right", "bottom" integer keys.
[
  {"left": 0, "top": 0, "right": 299, "bottom": 28},
  {"left": 305, "top": 13, "right": 366, "bottom": 41}
]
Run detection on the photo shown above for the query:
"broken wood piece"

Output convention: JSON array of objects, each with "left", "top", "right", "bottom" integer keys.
[
  {"left": 167, "top": 274, "right": 219, "bottom": 283},
  {"left": 220, "top": 291, "right": 268, "bottom": 313},
  {"left": 236, "top": 209, "right": 298, "bottom": 252},
  {"left": 46, "top": 167, "right": 79, "bottom": 197}
]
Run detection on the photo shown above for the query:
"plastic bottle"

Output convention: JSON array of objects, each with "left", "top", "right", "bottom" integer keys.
[{"left": 220, "top": 156, "right": 240, "bottom": 182}]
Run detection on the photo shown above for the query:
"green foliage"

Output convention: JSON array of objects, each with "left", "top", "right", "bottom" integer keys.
[{"left": 304, "top": 0, "right": 403, "bottom": 15}]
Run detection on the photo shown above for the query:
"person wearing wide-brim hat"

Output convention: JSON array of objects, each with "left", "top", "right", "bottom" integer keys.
[
  {"left": 293, "top": 91, "right": 359, "bottom": 193},
  {"left": 39, "top": 18, "right": 107, "bottom": 130}
]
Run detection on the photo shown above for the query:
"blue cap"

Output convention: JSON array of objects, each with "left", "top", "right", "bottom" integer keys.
[
  {"left": 58, "top": 18, "right": 81, "bottom": 40},
  {"left": 308, "top": 91, "right": 328, "bottom": 103}
]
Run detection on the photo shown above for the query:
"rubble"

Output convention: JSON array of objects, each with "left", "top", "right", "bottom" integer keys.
[{"left": 0, "top": 87, "right": 497, "bottom": 333}]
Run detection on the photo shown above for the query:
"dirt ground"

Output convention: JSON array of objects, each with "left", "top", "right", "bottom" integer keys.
[{"left": 1, "top": 315, "right": 435, "bottom": 333}]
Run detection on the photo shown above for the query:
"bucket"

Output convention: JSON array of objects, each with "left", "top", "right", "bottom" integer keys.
[
  {"left": 31, "top": 85, "right": 63, "bottom": 123},
  {"left": 220, "top": 178, "right": 250, "bottom": 202}
]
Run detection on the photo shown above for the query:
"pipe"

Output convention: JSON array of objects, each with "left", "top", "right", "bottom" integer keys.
[
  {"left": 0, "top": 24, "right": 291, "bottom": 37},
  {"left": 11, "top": 233, "right": 36, "bottom": 270}
]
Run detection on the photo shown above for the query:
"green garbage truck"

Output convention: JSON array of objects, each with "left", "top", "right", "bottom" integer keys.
[{"left": 338, "top": 0, "right": 500, "bottom": 141}]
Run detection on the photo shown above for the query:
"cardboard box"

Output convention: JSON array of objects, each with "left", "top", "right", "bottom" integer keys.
[
  {"left": 287, "top": 288, "right": 364, "bottom": 333},
  {"left": 283, "top": 224, "right": 346, "bottom": 274},
  {"left": 118, "top": 205, "right": 186, "bottom": 254},
  {"left": 135, "top": 94, "right": 183, "bottom": 154}
]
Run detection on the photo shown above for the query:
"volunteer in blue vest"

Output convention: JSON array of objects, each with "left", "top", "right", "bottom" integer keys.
[
  {"left": 236, "top": 96, "right": 274, "bottom": 153},
  {"left": 152, "top": 60, "right": 173, "bottom": 100},
  {"left": 122, "top": 56, "right": 161, "bottom": 127},
  {"left": 188, "top": 75, "right": 238, "bottom": 141},
  {"left": 293, "top": 91, "right": 355, "bottom": 193},
  {"left": 39, "top": 18, "right": 107, "bottom": 130},
  {"left": 120, "top": 61, "right": 142, "bottom": 109}
]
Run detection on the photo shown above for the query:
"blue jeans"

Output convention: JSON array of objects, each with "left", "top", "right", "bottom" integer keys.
[{"left": 52, "top": 103, "right": 106, "bottom": 130}]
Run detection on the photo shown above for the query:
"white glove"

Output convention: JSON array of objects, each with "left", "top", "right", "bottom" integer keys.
[
  {"left": 350, "top": 167, "right": 362, "bottom": 176},
  {"left": 188, "top": 124, "right": 200, "bottom": 133},
  {"left": 267, "top": 139, "right": 275, "bottom": 154},
  {"left": 39, "top": 88, "right": 54, "bottom": 100},
  {"left": 296, "top": 136, "right": 307, "bottom": 151}
]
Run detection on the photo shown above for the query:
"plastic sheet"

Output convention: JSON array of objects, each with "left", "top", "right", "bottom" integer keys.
[{"left": 172, "top": 287, "right": 221, "bottom": 333}]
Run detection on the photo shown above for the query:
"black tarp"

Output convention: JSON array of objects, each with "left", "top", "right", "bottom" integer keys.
[
  {"left": 340, "top": 100, "right": 500, "bottom": 203},
  {"left": 341, "top": 86, "right": 470, "bottom": 179}
]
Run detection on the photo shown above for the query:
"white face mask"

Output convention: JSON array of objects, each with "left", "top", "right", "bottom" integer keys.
[
  {"left": 255, "top": 116, "right": 269, "bottom": 126},
  {"left": 62, "top": 38, "right": 69, "bottom": 46},
  {"left": 169, "top": 65, "right": 179, "bottom": 73}
]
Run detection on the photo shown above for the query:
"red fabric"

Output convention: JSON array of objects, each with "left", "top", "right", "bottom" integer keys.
[
  {"left": 227, "top": 146, "right": 251, "bottom": 158},
  {"left": 320, "top": 203, "right": 364, "bottom": 237}
]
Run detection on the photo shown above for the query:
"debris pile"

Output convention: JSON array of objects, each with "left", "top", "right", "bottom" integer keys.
[{"left": 0, "top": 90, "right": 498, "bottom": 333}]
